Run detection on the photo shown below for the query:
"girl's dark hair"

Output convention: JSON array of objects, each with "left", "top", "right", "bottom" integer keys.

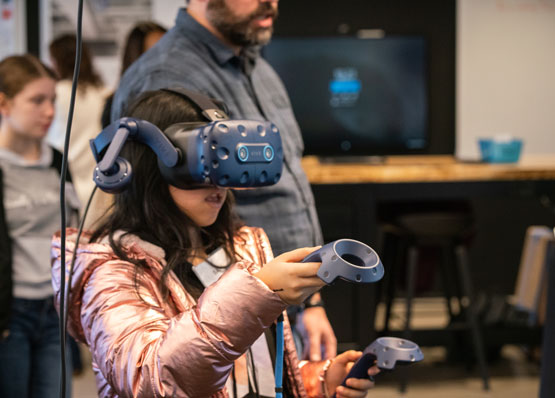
[
  {"left": 49, "top": 34, "right": 102, "bottom": 87},
  {"left": 0, "top": 54, "right": 56, "bottom": 122},
  {"left": 121, "top": 21, "right": 167, "bottom": 75},
  {"left": 90, "top": 90, "right": 242, "bottom": 300}
]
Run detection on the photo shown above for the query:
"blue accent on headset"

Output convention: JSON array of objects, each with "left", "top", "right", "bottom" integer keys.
[
  {"left": 263, "top": 145, "right": 274, "bottom": 161},
  {"left": 237, "top": 144, "right": 249, "bottom": 162}
]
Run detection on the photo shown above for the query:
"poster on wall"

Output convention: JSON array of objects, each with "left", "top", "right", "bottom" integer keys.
[
  {"left": 0, "top": 0, "right": 16, "bottom": 59},
  {"left": 0, "top": 0, "right": 25, "bottom": 60}
]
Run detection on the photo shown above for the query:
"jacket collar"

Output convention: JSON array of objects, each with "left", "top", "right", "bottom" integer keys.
[{"left": 99, "top": 230, "right": 166, "bottom": 263}]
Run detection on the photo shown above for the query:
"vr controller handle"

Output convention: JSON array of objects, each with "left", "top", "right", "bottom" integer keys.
[
  {"left": 302, "top": 248, "right": 322, "bottom": 263},
  {"left": 331, "top": 353, "right": 377, "bottom": 398}
]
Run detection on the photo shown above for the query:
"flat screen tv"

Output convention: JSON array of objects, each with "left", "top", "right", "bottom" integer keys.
[{"left": 263, "top": 36, "right": 429, "bottom": 158}]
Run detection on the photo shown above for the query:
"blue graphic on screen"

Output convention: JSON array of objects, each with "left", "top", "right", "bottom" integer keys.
[
  {"left": 329, "top": 68, "right": 362, "bottom": 108},
  {"left": 264, "top": 36, "right": 428, "bottom": 156}
]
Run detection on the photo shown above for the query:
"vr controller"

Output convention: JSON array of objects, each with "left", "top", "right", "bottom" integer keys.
[
  {"left": 303, "top": 239, "right": 384, "bottom": 284},
  {"left": 333, "top": 337, "right": 424, "bottom": 397}
]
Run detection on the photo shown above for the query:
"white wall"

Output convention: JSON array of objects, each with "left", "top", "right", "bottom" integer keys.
[
  {"left": 151, "top": 0, "right": 183, "bottom": 27},
  {"left": 457, "top": 0, "right": 555, "bottom": 159}
]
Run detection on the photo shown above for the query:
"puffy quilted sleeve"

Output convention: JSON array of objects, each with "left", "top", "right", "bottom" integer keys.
[{"left": 81, "top": 256, "right": 287, "bottom": 397}]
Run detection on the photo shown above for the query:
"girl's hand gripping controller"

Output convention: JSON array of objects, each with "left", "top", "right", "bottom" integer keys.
[
  {"left": 333, "top": 337, "right": 424, "bottom": 397},
  {"left": 302, "top": 239, "right": 384, "bottom": 284}
]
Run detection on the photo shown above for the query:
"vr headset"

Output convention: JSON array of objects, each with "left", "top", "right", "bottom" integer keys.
[{"left": 90, "top": 87, "right": 283, "bottom": 193}]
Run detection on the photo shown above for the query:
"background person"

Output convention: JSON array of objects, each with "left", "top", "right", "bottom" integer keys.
[
  {"left": 48, "top": 34, "right": 112, "bottom": 228},
  {"left": 0, "top": 54, "right": 76, "bottom": 398},
  {"left": 101, "top": 21, "right": 167, "bottom": 128}
]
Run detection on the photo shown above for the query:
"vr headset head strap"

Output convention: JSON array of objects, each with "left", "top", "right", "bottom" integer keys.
[
  {"left": 160, "top": 87, "right": 229, "bottom": 122},
  {"left": 90, "top": 117, "right": 179, "bottom": 168}
]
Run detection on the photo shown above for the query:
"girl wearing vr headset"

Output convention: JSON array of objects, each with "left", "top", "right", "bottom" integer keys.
[
  {"left": 0, "top": 54, "right": 76, "bottom": 397},
  {"left": 51, "top": 89, "right": 378, "bottom": 398}
]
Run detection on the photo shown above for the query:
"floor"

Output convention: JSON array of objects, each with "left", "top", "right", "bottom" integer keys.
[
  {"left": 72, "top": 346, "right": 540, "bottom": 398},
  {"left": 72, "top": 298, "right": 542, "bottom": 397},
  {"left": 366, "top": 345, "right": 540, "bottom": 398}
]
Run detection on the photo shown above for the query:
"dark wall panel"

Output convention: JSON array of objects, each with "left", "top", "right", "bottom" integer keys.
[{"left": 26, "top": 0, "right": 40, "bottom": 57}]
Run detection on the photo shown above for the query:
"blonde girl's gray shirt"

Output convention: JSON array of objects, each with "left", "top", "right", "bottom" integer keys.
[{"left": 0, "top": 142, "right": 79, "bottom": 299}]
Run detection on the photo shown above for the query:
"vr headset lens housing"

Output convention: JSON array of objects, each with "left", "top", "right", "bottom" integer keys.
[
  {"left": 90, "top": 117, "right": 283, "bottom": 193},
  {"left": 160, "top": 120, "right": 283, "bottom": 190}
]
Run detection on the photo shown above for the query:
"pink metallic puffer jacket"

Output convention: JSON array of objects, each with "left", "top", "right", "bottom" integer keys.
[{"left": 51, "top": 226, "right": 327, "bottom": 398}]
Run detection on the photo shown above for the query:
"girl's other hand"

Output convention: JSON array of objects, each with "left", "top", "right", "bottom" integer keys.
[
  {"left": 254, "top": 246, "right": 325, "bottom": 305},
  {"left": 325, "top": 350, "right": 380, "bottom": 398}
]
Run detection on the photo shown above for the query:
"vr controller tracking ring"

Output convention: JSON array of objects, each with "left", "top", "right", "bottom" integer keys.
[
  {"left": 367, "top": 337, "right": 424, "bottom": 370},
  {"left": 303, "top": 238, "right": 384, "bottom": 284}
]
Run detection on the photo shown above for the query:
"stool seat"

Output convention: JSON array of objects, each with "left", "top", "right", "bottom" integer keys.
[{"left": 397, "top": 212, "right": 472, "bottom": 238}]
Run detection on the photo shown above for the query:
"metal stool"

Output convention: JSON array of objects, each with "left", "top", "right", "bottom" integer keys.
[{"left": 380, "top": 210, "right": 490, "bottom": 392}]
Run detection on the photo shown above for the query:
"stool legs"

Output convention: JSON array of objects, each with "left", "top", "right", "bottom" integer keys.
[
  {"left": 455, "top": 245, "right": 490, "bottom": 391},
  {"left": 400, "top": 245, "right": 419, "bottom": 393},
  {"left": 383, "top": 235, "right": 406, "bottom": 334},
  {"left": 405, "top": 246, "right": 419, "bottom": 335},
  {"left": 440, "top": 244, "right": 457, "bottom": 318}
]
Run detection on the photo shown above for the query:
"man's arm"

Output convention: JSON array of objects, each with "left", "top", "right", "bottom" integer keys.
[{"left": 302, "top": 293, "right": 337, "bottom": 361}]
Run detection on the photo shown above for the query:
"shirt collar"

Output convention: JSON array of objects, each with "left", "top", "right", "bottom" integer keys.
[
  {"left": 175, "top": 7, "right": 260, "bottom": 71},
  {"left": 0, "top": 140, "right": 53, "bottom": 168}
]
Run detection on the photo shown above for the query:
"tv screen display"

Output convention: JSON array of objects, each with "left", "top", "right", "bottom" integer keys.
[{"left": 263, "top": 36, "right": 429, "bottom": 157}]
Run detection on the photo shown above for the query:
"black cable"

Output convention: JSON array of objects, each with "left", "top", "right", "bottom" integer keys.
[
  {"left": 58, "top": 1, "right": 83, "bottom": 397},
  {"left": 247, "top": 347, "right": 260, "bottom": 398},
  {"left": 231, "top": 364, "right": 237, "bottom": 398}
]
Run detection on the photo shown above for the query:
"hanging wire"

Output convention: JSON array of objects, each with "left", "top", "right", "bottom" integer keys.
[{"left": 58, "top": 0, "right": 84, "bottom": 396}]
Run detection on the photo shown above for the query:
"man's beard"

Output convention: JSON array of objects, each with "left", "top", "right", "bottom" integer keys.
[{"left": 206, "top": 0, "right": 278, "bottom": 47}]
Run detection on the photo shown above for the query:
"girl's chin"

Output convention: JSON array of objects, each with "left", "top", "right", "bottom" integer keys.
[
  {"left": 198, "top": 218, "right": 218, "bottom": 227},
  {"left": 193, "top": 210, "right": 220, "bottom": 227}
]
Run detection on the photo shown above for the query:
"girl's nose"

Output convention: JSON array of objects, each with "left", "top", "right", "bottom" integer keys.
[{"left": 44, "top": 100, "right": 55, "bottom": 118}]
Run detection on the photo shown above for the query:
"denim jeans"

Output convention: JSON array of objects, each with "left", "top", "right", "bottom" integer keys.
[{"left": 0, "top": 297, "right": 72, "bottom": 398}]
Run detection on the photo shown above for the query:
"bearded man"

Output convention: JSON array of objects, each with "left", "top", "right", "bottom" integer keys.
[{"left": 112, "top": 0, "right": 337, "bottom": 365}]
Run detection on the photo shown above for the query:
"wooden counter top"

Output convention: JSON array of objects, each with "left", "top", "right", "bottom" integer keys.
[{"left": 301, "top": 155, "right": 555, "bottom": 184}]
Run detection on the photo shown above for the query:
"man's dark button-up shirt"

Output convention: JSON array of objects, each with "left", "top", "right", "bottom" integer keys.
[{"left": 112, "top": 8, "right": 322, "bottom": 255}]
